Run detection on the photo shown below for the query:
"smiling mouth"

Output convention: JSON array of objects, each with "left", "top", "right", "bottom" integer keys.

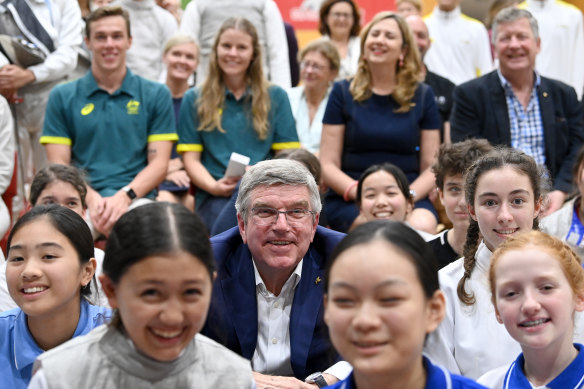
[
  {"left": 373, "top": 211, "right": 393, "bottom": 219},
  {"left": 269, "top": 240, "right": 292, "bottom": 246},
  {"left": 22, "top": 286, "right": 48, "bottom": 294},
  {"left": 151, "top": 328, "right": 183, "bottom": 339},
  {"left": 519, "top": 318, "right": 550, "bottom": 327},
  {"left": 494, "top": 228, "right": 519, "bottom": 235}
]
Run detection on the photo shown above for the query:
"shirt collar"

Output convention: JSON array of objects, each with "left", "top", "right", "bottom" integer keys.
[
  {"left": 433, "top": 5, "right": 461, "bottom": 20},
  {"left": 497, "top": 69, "right": 541, "bottom": 93},
  {"left": 224, "top": 86, "right": 252, "bottom": 100},
  {"left": 13, "top": 300, "right": 92, "bottom": 372},
  {"left": 505, "top": 344, "right": 584, "bottom": 388},
  {"left": 524, "top": 0, "right": 552, "bottom": 10},
  {"left": 83, "top": 67, "right": 136, "bottom": 98},
  {"left": 13, "top": 309, "right": 43, "bottom": 372},
  {"left": 475, "top": 240, "right": 493, "bottom": 274},
  {"left": 253, "top": 259, "right": 303, "bottom": 295}
]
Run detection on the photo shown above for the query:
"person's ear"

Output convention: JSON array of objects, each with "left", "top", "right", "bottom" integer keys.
[
  {"left": 81, "top": 258, "right": 97, "bottom": 288},
  {"left": 425, "top": 290, "right": 446, "bottom": 334},
  {"left": 534, "top": 196, "right": 543, "bottom": 219},
  {"left": 574, "top": 292, "right": 584, "bottom": 313},
  {"left": 99, "top": 274, "right": 119, "bottom": 309},
  {"left": 494, "top": 304, "right": 504, "bottom": 324},
  {"left": 468, "top": 203, "right": 477, "bottom": 222}
]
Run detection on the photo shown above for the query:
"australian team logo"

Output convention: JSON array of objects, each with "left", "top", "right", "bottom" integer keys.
[
  {"left": 81, "top": 103, "right": 94, "bottom": 116},
  {"left": 127, "top": 100, "right": 140, "bottom": 115}
]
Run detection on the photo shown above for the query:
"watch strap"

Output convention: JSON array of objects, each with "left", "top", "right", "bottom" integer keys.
[{"left": 122, "top": 185, "right": 137, "bottom": 200}]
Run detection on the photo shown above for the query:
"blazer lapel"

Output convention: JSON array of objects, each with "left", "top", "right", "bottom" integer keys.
[
  {"left": 289, "top": 247, "right": 325, "bottom": 376},
  {"left": 487, "top": 72, "right": 512, "bottom": 145},
  {"left": 221, "top": 246, "right": 259, "bottom": 360},
  {"left": 538, "top": 79, "right": 556, "bottom": 162}
]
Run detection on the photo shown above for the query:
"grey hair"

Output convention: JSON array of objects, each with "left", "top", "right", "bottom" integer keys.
[
  {"left": 235, "top": 159, "right": 322, "bottom": 222},
  {"left": 492, "top": 7, "right": 539, "bottom": 45}
]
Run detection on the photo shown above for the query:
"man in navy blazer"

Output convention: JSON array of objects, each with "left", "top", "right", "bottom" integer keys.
[
  {"left": 203, "top": 159, "right": 346, "bottom": 388},
  {"left": 450, "top": 7, "right": 584, "bottom": 215}
]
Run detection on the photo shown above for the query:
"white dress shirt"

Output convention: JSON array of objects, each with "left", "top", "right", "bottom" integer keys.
[{"left": 251, "top": 259, "right": 303, "bottom": 375}]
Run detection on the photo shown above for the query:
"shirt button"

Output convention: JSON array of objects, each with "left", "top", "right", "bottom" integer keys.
[
  {"left": 274, "top": 302, "right": 279, "bottom": 308},
  {"left": 272, "top": 338, "right": 278, "bottom": 344}
]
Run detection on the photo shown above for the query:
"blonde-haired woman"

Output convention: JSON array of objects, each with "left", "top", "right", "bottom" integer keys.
[
  {"left": 320, "top": 11, "right": 440, "bottom": 233},
  {"left": 177, "top": 17, "right": 299, "bottom": 229}
]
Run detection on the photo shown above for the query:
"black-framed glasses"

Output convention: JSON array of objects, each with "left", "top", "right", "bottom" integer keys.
[{"left": 251, "top": 207, "right": 316, "bottom": 226}]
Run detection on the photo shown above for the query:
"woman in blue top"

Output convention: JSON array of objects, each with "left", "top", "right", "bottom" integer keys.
[
  {"left": 177, "top": 17, "right": 300, "bottom": 230},
  {"left": 0, "top": 205, "right": 110, "bottom": 389},
  {"left": 478, "top": 231, "right": 584, "bottom": 389},
  {"left": 320, "top": 11, "right": 440, "bottom": 234},
  {"left": 323, "top": 221, "right": 487, "bottom": 389}
]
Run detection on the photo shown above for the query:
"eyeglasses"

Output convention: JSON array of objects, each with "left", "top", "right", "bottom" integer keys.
[
  {"left": 300, "top": 61, "right": 327, "bottom": 72},
  {"left": 251, "top": 207, "right": 316, "bottom": 226},
  {"left": 330, "top": 12, "right": 353, "bottom": 20}
]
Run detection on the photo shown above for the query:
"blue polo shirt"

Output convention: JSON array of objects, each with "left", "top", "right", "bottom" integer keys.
[
  {"left": 40, "top": 68, "right": 178, "bottom": 197},
  {"left": 326, "top": 356, "right": 487, "bottom": 389},
  {"left": 177, "top": 85, "right": 300, "bottom": 181},
  {"left": 502, "top": 344, "right": 584, "bottom": 388},
  {"left": 0, "top": 299, "right": 111, "bottom": 389}
]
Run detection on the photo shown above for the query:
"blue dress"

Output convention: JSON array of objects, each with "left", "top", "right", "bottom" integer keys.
[
  {"left": 0, "top": 299, "right": 111, "bottom": 389},
  {"left": 502, "top": 344, "right": 584, "bottom": 389},
  {"left": 322, "top": 79, "right": 441, "bottom": 232},
  {"left": 325, "top": 356, "right": 487, "bottom": 389}
]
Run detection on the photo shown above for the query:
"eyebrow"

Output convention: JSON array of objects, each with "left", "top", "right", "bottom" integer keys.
[
  {"left": 9, "top": 242, "right": 65, "bottom": 251},
  {"left": 40, "top": 195, "right": 79, "bottom": 202},
  {"left": 253, "top": 200, "right": 310, "bottom": 208},
  {"left": 364, "top": 184, "right": 399, "bottom": 190},
  {"left": 477, "top": 189, "right": 530, "bottom": 198},
  {"left": 137, "top": 279, "right": 208, "bottom": 285},
  {"left": 330, "top": 279, "right": 407, "bottom": 290}
]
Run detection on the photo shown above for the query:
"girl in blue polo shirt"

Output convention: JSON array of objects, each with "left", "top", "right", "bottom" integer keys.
[
  {"left": 323, "top": 221, "right": 486, "bottom": 389},
  {"left": 0, "top": 205, "right": 110, "bottom": 389},
  {"left": 478, "top": 231, "right": 584, "bottom": 389}
]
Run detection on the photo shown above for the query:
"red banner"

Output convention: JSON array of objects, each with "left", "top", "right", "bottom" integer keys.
[{"left": 277, "top": 0, "right": 397, "bottom": 30}]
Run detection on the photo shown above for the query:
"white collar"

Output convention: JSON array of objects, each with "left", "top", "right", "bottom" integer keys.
[
  {"left": 433, "top": 5, "right": 461, "bottom": 20},
  {"left": 475, "top": 241, "right": 493, "bottom": 274},
  {"left": 253, "top": 259, "right": 303, "bottom": 296},
  {"left": 525, "top": 0, "right": 553, "bottom": 10}
]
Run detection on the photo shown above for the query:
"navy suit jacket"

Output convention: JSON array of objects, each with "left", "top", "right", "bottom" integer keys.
[
  {"left": 203, "top": 225, "right": 345, "bottom": 379},
  {"left": 450, "top": 70, "right": 584, "bottom": 193}
]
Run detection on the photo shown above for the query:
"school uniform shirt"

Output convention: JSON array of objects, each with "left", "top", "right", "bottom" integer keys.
[
  {"left": 0, "top": 299, "right": 110, "bottom": 389},
  {"left": 478, "top": 343, "right": 584, "bottom": 389},
  {"left": 423, "top": 241, "right": 522, "bottom": 379},
  {"left": 424, "top": 241, "right": 584, "bottom": 379},
  {"left": 424, "top": 6, "right": 493, "bottom": 85},
  {"left": 325, "top": 356, "right": 487, "bottom": 389}
]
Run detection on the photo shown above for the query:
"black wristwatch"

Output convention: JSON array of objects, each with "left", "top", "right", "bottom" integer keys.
[
  {"left": 305, "top": 372, "right": 327, "bottom": 388},
  {"left": 121, "top": 185, "right": 137, "bottom": 200}
]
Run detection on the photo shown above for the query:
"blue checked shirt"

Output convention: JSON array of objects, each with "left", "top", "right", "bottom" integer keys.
[{"left": 498, "top": 70, "right": 546, "bottom": 166}]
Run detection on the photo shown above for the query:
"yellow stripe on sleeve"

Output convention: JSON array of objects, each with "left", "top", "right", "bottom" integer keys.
[
  {"left": 272, "top": 142, "right": 301, "bottom": 150},
  {"left": 39, "top": 136, "right": 72, "bottom": 146},
  {"left": 147, "top": 133, "right": 179, "bottom": 142},
  {"left": 176, "top": 144, "right": 204, "bottom": 153}
]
